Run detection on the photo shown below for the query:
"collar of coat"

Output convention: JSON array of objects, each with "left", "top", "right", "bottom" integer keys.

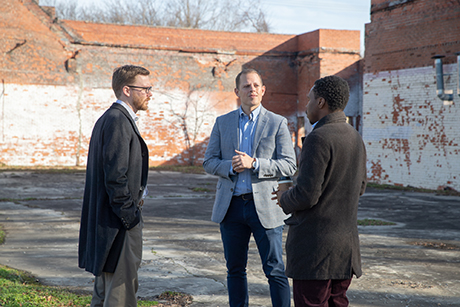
[
  {"left": 110, "top": 103, "right": 142, "bottom": 137},
  {"left": 313, "top": 110, "right": 346, "bottom": 131}
]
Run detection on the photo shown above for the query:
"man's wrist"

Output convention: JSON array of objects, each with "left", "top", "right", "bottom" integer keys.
[{"left": 252, "top": 158, "right": 257, "bottom": 169}]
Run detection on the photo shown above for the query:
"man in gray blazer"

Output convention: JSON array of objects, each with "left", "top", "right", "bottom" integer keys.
[
  {"left": 273, "top": 75, "right": 367, "bottom": 307},
  {"left": 79, "top": 65, "right": 151, "bottom": 307},
  {"left": 204, "top": 68, "right": 297, "bottom": 307}
]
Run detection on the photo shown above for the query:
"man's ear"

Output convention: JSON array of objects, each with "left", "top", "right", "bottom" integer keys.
[
  {"left": 318, "top": 97, "right": 326, "bottom": 109},
  {"left": 260, "top": 85, "right": 266, "bottom": 97},
  {"left": 122, "top": 85, "right": 131, "bottom": 97},
  {"left": 234, "top": 88, "right": 240, "bottom": 98}
]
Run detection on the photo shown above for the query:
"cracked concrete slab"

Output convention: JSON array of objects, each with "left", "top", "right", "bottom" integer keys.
[{"left": 1, "top": 171, "right": 460, "bottom": 306}]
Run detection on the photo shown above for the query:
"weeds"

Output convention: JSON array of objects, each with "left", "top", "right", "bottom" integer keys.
[
  {"left": 0, "top": 264, "right": 192, "bottom": 306},
  {"left": 0, "top": 225, "right": 5, "bottom": 245}
]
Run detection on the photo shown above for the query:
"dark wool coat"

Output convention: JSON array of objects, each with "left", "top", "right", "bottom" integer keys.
[
  {"left": 78, "top": 103, "right": 149, "bottom": 276},
  {"left": 280, "top": 111, "right": 367, "bottom": 280}
]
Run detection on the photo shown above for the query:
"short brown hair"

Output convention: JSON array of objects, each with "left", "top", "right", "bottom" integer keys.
[
  {"left": 112, "top": 65, "right": 150, "bottom": 99},
  {"left": 235, "top": 68, "right": 264, "bottom": 89}
]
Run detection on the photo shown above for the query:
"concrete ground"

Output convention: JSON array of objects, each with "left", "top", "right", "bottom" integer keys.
[{"left": 0, "top": 170, "right": 459, "bottom": 306}]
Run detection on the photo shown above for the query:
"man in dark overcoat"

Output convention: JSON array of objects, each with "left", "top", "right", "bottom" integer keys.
[
  {"left": 78, "top": 65, "right": 151, "bottom": 307},
  {"left": 273, "top": 75, "right": 367, "bottom": 307}
]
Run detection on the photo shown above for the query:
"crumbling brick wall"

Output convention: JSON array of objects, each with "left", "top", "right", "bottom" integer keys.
[
  {"left": 363, "top": 0, "right": 460, "bottom": 190},
  {"left": 0, "top": 0, "right": 361, "bottom": 167}
]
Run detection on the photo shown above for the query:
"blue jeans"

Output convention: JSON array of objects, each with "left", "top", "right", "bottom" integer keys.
[{"left": 220, "top": 196, "right": 291, "bottom": 307}]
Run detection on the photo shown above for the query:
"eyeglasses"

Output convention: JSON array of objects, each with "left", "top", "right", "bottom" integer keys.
[{"left": 127, "top": 85, "right": 152, "bottom": 94}]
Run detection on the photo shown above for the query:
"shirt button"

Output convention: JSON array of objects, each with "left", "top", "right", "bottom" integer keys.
[{"left": 230, "top": 188, "right": 234, "bottom": 192}]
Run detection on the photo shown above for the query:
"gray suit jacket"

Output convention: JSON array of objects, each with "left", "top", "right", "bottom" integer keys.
[{"left": 203, "top": 106, "right": 297, "bottom": 229}]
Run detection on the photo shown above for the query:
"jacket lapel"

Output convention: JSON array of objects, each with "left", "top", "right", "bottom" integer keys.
[
  {"left": 111, "top": 103, "right": 142, "bottom": 137},
  {"left": 231, "top": 109, "right": 240, "bottom": 151},
  {"left": 252, "top": 106, "right": 268, "bottom": 157}
]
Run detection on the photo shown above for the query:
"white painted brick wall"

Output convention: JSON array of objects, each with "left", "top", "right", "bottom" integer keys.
[
  {"left": 1, "top": 84, "right": 82, "bottom": 165},
  {"left": 363, "top": 64, "right": 460, "bottom": 191},
  {"left": 0, "top": 84, "right": 230, "bottom": 167}
]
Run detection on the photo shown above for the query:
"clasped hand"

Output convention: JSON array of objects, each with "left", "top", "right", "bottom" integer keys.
[
  {"left": 271, "top": 189, "right": 284, "bottom": 207},
  {"left": 232, "top": 150, "right": 253, "bottom": 173}
]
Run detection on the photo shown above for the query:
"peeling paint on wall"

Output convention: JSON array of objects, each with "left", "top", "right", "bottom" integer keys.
[
  {"left": 364, "top": 0, "right": 460, "bottom": 191},
  {"left": 363, "top": 65, "right": 460, "bottom": 190}
]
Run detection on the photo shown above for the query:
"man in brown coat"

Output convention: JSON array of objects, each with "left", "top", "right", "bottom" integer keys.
[{"left": 273, "top": 75, "right": 367, "bottom": 307}]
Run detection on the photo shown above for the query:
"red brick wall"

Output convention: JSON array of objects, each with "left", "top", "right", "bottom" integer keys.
[
  {"left": 0, "top": 0, "right": 73, "bottom": 85},
  {"left": 365, "top": 0, "right": 460, "bottom": 73},
  {"left": 296, "top": 30, "right": 361, "bottom": 115},
  {"left": 0, "top": 0, "right": 361, "bottom": 167}
]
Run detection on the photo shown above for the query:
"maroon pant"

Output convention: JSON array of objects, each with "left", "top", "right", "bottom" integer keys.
[{"left": 293, "top": 279, "right": 352, "bottom": 307}]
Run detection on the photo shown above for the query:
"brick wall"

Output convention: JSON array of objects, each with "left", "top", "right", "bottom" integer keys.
[
  {"left": 0, "top": 0, "right": 361, "bottom": 167},
  {"left": 363, "top": 0, "right": 460, "bottom": 190},
  {"left": 365, "top": 0, "right": 460, "bottom": 72}
]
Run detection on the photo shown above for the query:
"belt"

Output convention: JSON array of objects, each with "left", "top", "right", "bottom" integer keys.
[{"left": 233, "top": 193, "right": 253, "bottom": 201}]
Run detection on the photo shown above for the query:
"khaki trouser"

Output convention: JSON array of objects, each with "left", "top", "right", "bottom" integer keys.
[{"left": 90, "top": 220, "right": 143, "bottom": 307}]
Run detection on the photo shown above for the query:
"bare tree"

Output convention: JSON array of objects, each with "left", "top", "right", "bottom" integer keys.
[
  {"left": 100, "top": 0, "right": 131, "bottom": 24},
  {"left": 156, "top": 81, "right": 227, "bottom": 166},
  {"left": 78, "top": 5, "right": 107, "bottom": 24},
  {"left": 135, "top": 0, "right": 163, "bottom": 26},
  {"left": 164, "top": 0, "right": 209, "bottom": 29},
  {"left": 168, "top": 88, "right": 207, "bottom": 165},
  {"left": 244, "top": 6, "right": 271, "bottom": 32},
  {"left": 54, "top": 1, "right": 79, "bottom": 20},
  {"left": 48, "top": 0, "right": 271, "bottom": 32},
  {"left": 206, "top": 0, "right": 250, "bottom": 32}
]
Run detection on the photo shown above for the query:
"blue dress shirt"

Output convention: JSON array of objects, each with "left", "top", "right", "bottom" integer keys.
[{"left": 232, "top": 105, "right": 261, "bottom": 196}]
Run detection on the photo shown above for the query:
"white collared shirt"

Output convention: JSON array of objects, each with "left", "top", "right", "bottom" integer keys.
[{"left": 115, "top": 99, "right": 138, "bottom": 122}]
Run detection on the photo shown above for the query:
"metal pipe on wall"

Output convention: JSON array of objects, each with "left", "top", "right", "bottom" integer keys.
[
  {"left": 432, "top": 55, "right": 453, "bottom": 101},
  {"left": 456, "top": 52, "right": 460, "bottom": 97}
]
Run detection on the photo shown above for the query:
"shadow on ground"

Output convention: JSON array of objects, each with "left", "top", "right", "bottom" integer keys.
[{"left": 0, "top": 171, "right": 459, "bottom": 306}]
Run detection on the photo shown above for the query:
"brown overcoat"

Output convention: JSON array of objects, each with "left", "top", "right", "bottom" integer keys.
[{"left": 280, "top": 111, "right": 367, "bottom": 280}]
